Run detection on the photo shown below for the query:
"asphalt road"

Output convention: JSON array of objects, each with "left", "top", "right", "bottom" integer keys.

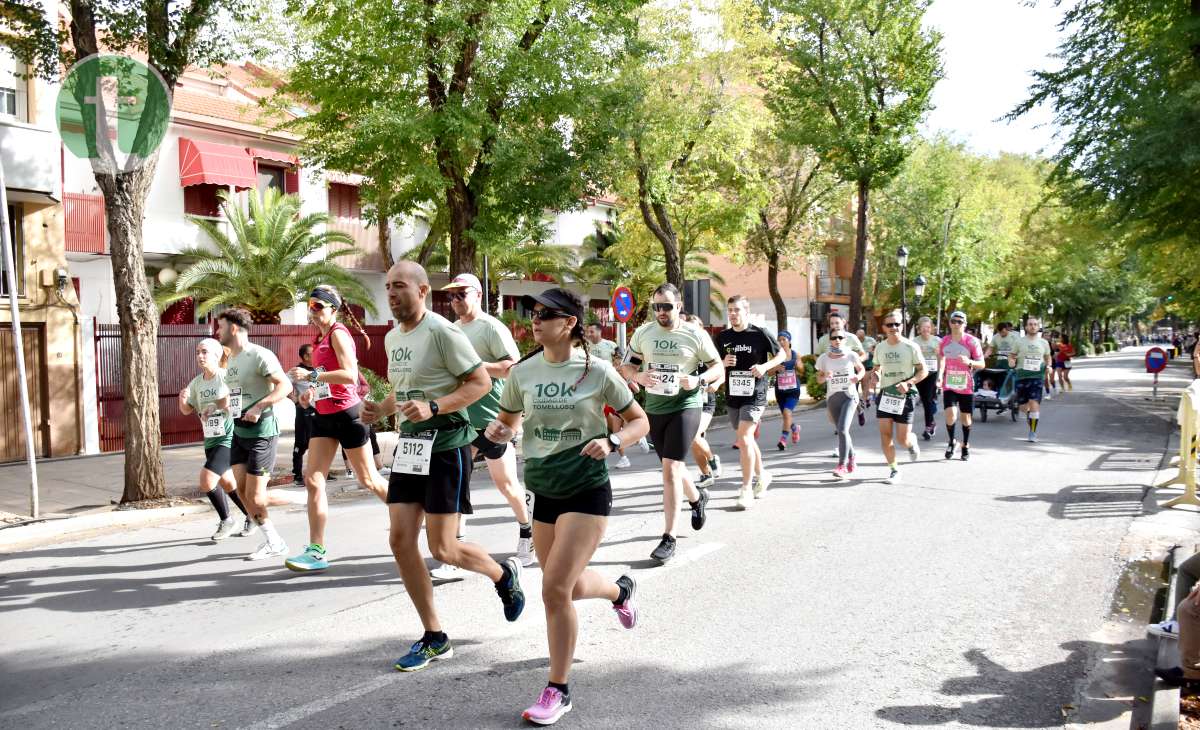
[{"left": 0, "top": 349, "right": 1188, "bottom": 729}]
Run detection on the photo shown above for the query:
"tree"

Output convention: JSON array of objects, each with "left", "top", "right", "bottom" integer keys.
[
  {"left": 764, "top": 0, "right": 942, "bottom": 328},
  {"left": 155, "top": 188, "right": 374, "bottom": 322},
  {"left": 8, "top": 0, "right": 248, "bottom": 502},
  {"left": 281, "top": 0, "right": 643, "bottom": 276}
]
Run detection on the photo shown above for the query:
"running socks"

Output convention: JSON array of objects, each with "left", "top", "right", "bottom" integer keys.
[
  {"left": 227, "top": 490, "right": 248, "bottom": 516},
  {"left": 422, "top": 630, "right": 447, "bottom": 644},
  {"left": 519, "top": 523, "right": 532, "bottom": 539},
  {"left": 961, "top": 425, "right": 971, "bottom": 445},
  {"left": 614, "top": 581, "right": 631, "bottom": 607},
  {"left": 947, "top": 424, "right": 957, "bottom": 443},
  {"left": 548, "top": 681, "right": 569, "bottom": 697},
  {"left": 259, "top": 519, "right": 283, "bottom": 544},
  {"left": 496, "top": 561, "right": 514, "bottom": 588},
  {"left": 206, "top": 489, "right": 229, "bottom": 520},
  {"left": 1030, "top": 417, "right": 1039, "bottom": 433}
]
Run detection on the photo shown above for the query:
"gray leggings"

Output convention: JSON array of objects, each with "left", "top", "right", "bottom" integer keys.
[{"left": 829, "top": 391, "right": 859, "bottom": 464}]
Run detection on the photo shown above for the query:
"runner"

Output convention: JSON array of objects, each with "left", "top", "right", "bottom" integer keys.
[
  {"left": 816, "top": 312, "right": 867, "bottom": 455},
  {"left": 484, "top": 288, "right": 648, "bottom": 726},
  {"left": 873, "top": 310, "right": 928, "bottom": 484},
  {"left": 584, "top": 322, "right": 618, "bottom": 363},
  {"left": 987, "top": 321, "right": 1020, "bottom": 368},
  {"left": 912, "top": 317, "right": 940, "bottom": 440},
  {"left": 362, "top": 262, "right": 525, "bottom": 672},
  {"left": 857, "top": 327, "right": 879, "bottom": 407},
  {"left": 442, "top": 272, "right": 535, "bottom": 567},
  {"left": 1055, "top": 334, "right": 1075, "bottom": 392},
  {"left": 1009, "top": 317, "right": 1052, "bottom": 442},
  {"left": 178, "top": 338, "right": 250, "bottom": 540},
  {"left": 620, "top": 283, "right": 723, "bottom": 563},
  {"left": 816, "top": 335, "right": 866, "bottom": 479},
  {"left": 682, "top": 314, "right": 721, "bottom": 488},
  {"left": 216, "top": 308, "right": 293, "bottom": 560},
  {"left": 770, "top": 330, "right": 804, "bottom": 451},
  {"left": 939, "top": 311, "right": 985, "bottom": 461},
  {"left": 715, "top": 295, "right": 786, "bottom": 509},
  {"left": 289, "top": 344, "right": 318, "bottom": 485},
  {"left": 282, "top": 285, "right": 389, "bottom": 572},
  {"left": 1044, "top": 332, "right": 1059, "bottom": 400}
]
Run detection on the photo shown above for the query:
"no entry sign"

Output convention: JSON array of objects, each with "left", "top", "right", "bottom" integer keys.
[
  {"left": 611, "top": 286, "right": 635, "bottom": 323},
  {"left": 1146, "top": 347, "right": 1168, "bottom": 374}
]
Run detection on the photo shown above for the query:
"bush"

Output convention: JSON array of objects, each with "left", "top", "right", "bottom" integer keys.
[
  {"left": 800, "top": 354, "right": 825, "bottom": 400},
  {"left": 1106, "top": 339, "right": 1119, "bottom": 352},
  {"left": 1081, "top": 342, "right": 1096, "bottom": 357}
]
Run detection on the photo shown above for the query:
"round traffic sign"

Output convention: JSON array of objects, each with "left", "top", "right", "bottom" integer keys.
[
  {"left": 1146, "top": 347, "right": 1168, "bottom": 374},
  {"left": 611, "top": 286, "right": 635, "bottom": 323}
]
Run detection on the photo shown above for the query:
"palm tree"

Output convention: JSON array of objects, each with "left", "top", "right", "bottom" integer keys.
[{"left": 156, "top": 188, "right": 376, "bottom": 323}]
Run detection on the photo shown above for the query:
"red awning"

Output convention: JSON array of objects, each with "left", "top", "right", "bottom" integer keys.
[
  {"left": 247, "top": 147, "right": 299, "bottom": 166},
  {"left": 178, "top": 137, "right": 257, "bottom": 189}
]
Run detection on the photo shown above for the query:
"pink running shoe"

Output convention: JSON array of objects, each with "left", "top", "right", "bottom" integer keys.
[
  {"left": 523, "top": 687, "right": 572, "bottom": 725},
  {"left": 832, "top": 464, "right": 849, "bottom": 480},
  {"left": 791, "top": 424, "right": 801, "bottom": 444},
  {"left": 613, "top": 574, "right": 638, "bottom": 629},
  {"left": 846, "top": 456, "right": 857, "bottom": 474}
]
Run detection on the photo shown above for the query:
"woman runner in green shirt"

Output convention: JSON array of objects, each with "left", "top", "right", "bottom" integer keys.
[{"left": 486, "top": 288, "right": 649, "bottom": 727}]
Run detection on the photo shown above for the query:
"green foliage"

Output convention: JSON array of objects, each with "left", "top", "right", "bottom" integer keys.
[
  {"left": 156, "top": 188, "right": 375, "bottom": 323},
  {"left": 800, "top": 354, "right": 824, "bottom": 400},
  {"left": 360, "top": 367, "right": 394, "bottom": 432},
  {"left": 499, "top": 311, "right": 535, "bottom": 355}
]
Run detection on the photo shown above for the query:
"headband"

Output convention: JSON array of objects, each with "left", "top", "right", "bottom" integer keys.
[{"left": 309, "top": 288, "right": 341, "bottom": 309}]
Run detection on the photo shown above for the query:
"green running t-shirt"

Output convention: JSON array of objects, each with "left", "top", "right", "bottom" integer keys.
[
  {"left": 186, "top": 369, "right": 233, "bottom": 449},
  {"left": 1011, "top": 336, "right": 1052, "bottom": 381},
  {"left": 500, "top": 351, "right": 634, "bottom": 498},
  {"left": 589, "top": 339, "right": 619, "bottom": 364},
  {"left": 457, "top": 313, "right": 521, "bottom": 430},
  {"left": 874, "top": 336, "right": 924, "bottom": 395},
  {"left": 386, "top": 312, "right": 483, "bottom": 452},
  {"left": 990, "top": 332, "right": 1021, "bottom": 368},
  {"left": 224, "top": 344, "right": 285, "bottom": 439},
  {"left": 628, "top": 320, "right": 720, "bottom": 415}
]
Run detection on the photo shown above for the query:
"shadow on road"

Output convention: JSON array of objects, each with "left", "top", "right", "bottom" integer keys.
[{"left": 995, "top": 484, "right": 1147, "bottom": 520}]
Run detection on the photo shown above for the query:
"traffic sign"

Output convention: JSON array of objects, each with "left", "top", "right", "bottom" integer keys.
[
  {"left": 611, "top": 286, "right": 635, "bottom": 323},
  {"left": 1146, "top": 347, "right": 1168, "bottom": 374}
]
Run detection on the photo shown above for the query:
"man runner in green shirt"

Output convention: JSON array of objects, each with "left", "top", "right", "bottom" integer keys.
[
  {"left": 1008, "top": 316, "right": 1053, "bottom": 442},
  {"left": 873, "top": 310, "right": 929, "bottom": 484}
]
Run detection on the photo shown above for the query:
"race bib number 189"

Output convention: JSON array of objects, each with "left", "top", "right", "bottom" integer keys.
[
  {"left": 202, "top": 414, "right": 225, "bottom": 438},
  {"left": 393, "top": 430, "right": 436, "bottom": 475}
]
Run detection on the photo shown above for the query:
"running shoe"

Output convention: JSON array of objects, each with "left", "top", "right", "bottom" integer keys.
[
  {"left": 847, "top": 456, "right": 857, "bottom": 474},
  {"left": 345, "top": 468, "right": 355, "bottom": 480},
  {"left": 734, "top": 489, "right": 752, "bottom": 511},
  {"left": 285, "top": 544, "right": 329, "bottom": 572},
  {"left": 691, "top": 488, "right": 709, "bottom": 530},
  {"left": 755, "top": 470, "right": 772, "bottom": 497},
  {"left": 522, "top": 687, "right": 572, "bottom": 726},
  {"left": 709, "top": 455, "right": 722, "bottom": 478},
  {"left": 237, "top": 517, "right": 258, "bottom": 538},
  {"left": 1044, "top": 392, "right": 1053, "bottom": 401},
  {"left": 831, "top": 445, "right": 839, "bottom": 460},
  {"left": 1149, "top": 619, "right": 1179, "bottom": 640},
  {"left": 833, "top": 465, "right": 849, "bottom": 480},
  {"left": 1028, "top": 430, "right": 1038, "bottom": 443},
  {"left": 292, "top": 475, "right": 304, "bottom": 485},
  {"left": 791, "top": 424, "right": 801, "bottom": 444},
  {"left": 961, "top": 446, "right": 970, "bottom": 462},
  {"left": 394, "top": 635, "right": 453, "bottom": 672},
  {"left": 857, "top": 408, "right": 866, "bottom": 427},
  {"left": 650, "top": 534, "right": 677, "bottom": 563},
  {"left": 613, "top": 574, "right": 638, "bottom": 629},
  {"left": 922, "top": 427, "right": 931, "bottom": 442},
  {"left": 638, "top": 437, "right": 651, "bottom": 454},
  {"left": 615, "top": 455, "right": 632, "bottom": 469},
  {"left": 247, "top": 539, "right": 287, "bottom": 561},
  {"left": 211, "top": 517, "right": 237, "bottom": 542},
  {"left": 517, "top": 536, "right": 535, "bottom": 567},
  {"left": 944, "top": 441, "right": 956, "bottom": 460},
  {"left": 908, "top": 442, "right": 921, "bottom": 463},
  {"left": 430, "top": 563, "right": 465, "bottom": 581},
  {"left": 886, "top": 468, "right": 901, "bottom": 485},
  {"left": 495, "top": 557, "right": 525, "bottom": 622},
  {"left": 696, "top": 472, "right": 714, "bottom": 490},
  {"left": 777, "top": 436, "right": 787, "bottom": 452}
]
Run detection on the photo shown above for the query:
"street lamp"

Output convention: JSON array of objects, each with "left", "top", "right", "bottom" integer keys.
[
  {"left": 897, "top": 246, "right": 910, "bottom": 331},
  {"left": 913, "top": 274, "right": 927, "bottom": 325}
]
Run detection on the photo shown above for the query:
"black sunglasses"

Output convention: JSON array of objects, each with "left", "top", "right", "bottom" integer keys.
[
  {"left": 448, "top": 291, "right": 470, "bottom": 301},
  {"left": 652, "top": 303, "right": 675, "bottom": 312},
  {"left": 531, "top": 308, "right": 568, "bottom": 321},
  {"left": 883, "top": 322, "right": 901, "bottom": 328},
  {"left": 829, "top": 335, "right": 844, "bottom": 341},
  {"left": 950, "top": 318, "right": 965, "bottom": 324}
]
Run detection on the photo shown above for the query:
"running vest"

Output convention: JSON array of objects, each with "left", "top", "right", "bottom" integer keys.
[{"left": 312, "top": 323, "right": 362, "bottom": 416}]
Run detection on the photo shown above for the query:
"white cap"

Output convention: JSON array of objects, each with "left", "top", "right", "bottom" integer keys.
[{"left": 441, "top": 273, "right": 482, "bottom": 293}]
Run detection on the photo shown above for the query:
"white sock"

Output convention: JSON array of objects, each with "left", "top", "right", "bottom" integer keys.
[{"left": 260, "top": 519, "right": 282, "bottom": 544}]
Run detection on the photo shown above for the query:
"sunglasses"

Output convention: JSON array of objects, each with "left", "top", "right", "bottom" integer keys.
[
  {"left": 950, "top": 319, "right": 965, "bottom": 325},
  {"left": 652, "top": 303, "right": 675, "bottom": 312},
  {"left": 531, "top": 308, "right": 568, "bottom": 321},
  {"left": 448, "top": 291, "right": 470, "bottom": 301},
  {"left": 883, "top": 322, "right": 901, "bottom": 329},
  {"left": 829, "top": 335, "right": 844, "bottom": 341},
  {"left": 308, "top": 302, "right": 331, "bottom": 312}
]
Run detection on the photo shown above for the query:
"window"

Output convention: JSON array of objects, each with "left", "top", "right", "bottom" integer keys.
[
  {"left": 0, "top": 49, "right": 28, "bottom": 123},
  {"left": 1, "top": 204, "right": 23, "bottom": 296},
  {"left": 184, "top": 184, "right": 224, "bottom": 218},
  {"left": 257, "top": 164, "right": 285, "bottom": 193}
]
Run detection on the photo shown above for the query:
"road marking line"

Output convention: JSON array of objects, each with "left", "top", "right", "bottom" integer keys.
[{"left": 240, "top": 673, "right": 398, "bottom": 730}]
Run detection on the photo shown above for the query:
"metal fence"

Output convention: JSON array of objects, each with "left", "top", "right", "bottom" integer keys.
[{"left": 95, "top": 322, "right": 392, "bottom": 452}]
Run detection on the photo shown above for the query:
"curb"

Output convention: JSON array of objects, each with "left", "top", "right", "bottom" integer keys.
[{"left": 0, "top": 504, "right": 211, "bottom": 552}]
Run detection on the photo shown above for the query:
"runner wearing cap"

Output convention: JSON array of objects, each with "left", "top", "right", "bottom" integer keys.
[
  {"left": 442, "top": 272, "right": 535, "bottom": 567},
  {"left": 620, "top": 283, "right": 723, "bottom": 563},
  {"left": 283, "top": 285, "right": 390, "bottom": 572},
  {"left": 939, "top": 311, "right": 985, "bottom": 461},
  {"left": 363, "top": 262, "right": 525, "bottom": 673},
  {"left": 486, "top": 287, "right": 648, "bottom": 726},
  {"left": 770, "top": 330, "right": 804, "bottom": 451},
  {"left": 873, "top": 310, "right": 928, "bottom": 484},
  {"left": 912, "top": 317, "right": 940, "bottom": 440},
  {"left": 1009, "top": 316, "right": 1052, "bottom": 442}
]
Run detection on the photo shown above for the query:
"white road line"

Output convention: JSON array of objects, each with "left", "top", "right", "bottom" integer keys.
[{"left": 240, "top": 673, "right": 398, "bottom": 730}]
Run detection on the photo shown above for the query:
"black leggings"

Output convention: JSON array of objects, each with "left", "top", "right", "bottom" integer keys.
[{"left": 916, "top": 372, "right": 939, "bottom": 429}]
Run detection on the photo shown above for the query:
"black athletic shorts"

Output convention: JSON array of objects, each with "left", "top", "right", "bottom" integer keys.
[
  {"left": 203, "top": 444, "right": 231, "bottom": 476},
  {"left": 533, "top": 481, "right": 613, "bottom": 524},
  {"left": 876, "top": 393, "right": 917, "bottom": 425},
  {"left": 942, "top": 391, "right": 975, "bottom": 411},
  {"left": 310, "top": 402, "right": 370, "bottom": 450},
  {"left": 230, "top": 434, "right": 278, "bottom": 476},
  {"left": 387, "top": 444, "right": 473, "bottom": 515},
  {"left": 648, "top": 407, "right": 702, "bottom": 462},
  {"left": 471, "top": 432, "right": 509, "bottom": 460}
]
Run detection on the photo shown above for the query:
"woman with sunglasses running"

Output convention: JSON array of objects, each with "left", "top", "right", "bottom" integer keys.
[
  {"left": 486, "top": 288, "right": 649, "bottom": 726},
  {"left": 816, "top": 332, "right": 866, "bottom": 478},
  {"left": 284, "top": 285, "right": 389, "bottom": 572}
]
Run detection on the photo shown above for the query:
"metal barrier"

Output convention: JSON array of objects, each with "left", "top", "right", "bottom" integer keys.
[{"left": 1158, "top": 382, "right": 1200, "bottom": 508}]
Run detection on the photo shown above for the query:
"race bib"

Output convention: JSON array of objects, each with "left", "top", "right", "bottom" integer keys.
[
  {"left": 946, "top": 371, "right": 969, "bottom": 391},
  {"left": 228, "top": 387, "right": 243, "bottom": 419},
  {"left": 924, "top": 358, "right": 938, "bottom": 373},
  {"left": 776, "top": 371, "right": 798, "bottom": 390},
  {"left": 647, "top": 364, "right": 680, "bottom": 396},
  {"left": 313, "top": 381, "right": 333, "bottom": 401},
  {"left": 392, "top": 430, "right": 435, "bottom": 475},
  {"left": 879, "top": 393, "right": 906, "bottom": 415},
  {"left": 729, "top": 371, "right": 755, "bottom": 397},
  {"left": 1022, "top": 356, "right": 1043, "bottom": 372},
  {"left": 827, "top": 373, "right": 852, "bottom": 394},
  {"left": 202, "top": 414, "right": 225, "bottom": 438}
]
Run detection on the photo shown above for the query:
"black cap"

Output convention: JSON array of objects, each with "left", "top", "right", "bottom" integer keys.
[{"left": 521, "top": 288, "right": 584, "bottom": 319}]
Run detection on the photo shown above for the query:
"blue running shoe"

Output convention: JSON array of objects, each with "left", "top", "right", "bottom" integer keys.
[
  {"left": 495, "top": 557, "right": 525, "bottom": 622},
  {"left": 394, "top": 635, "right": 453, "bottom": 672},
  {"left": 285, "top": 544, "right": 329, "bottom": 572}
]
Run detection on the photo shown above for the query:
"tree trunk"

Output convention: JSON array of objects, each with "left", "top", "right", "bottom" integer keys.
[
  {"left": 849, "top": 178, "right": 871, "bottom": 329},
  {"left": 446, "top": 187, "right": 478, "bottom": 276},
  {"left": 767, "top": 250, "right": 787, "bottom": 333},
  {"left": 378, "top": 212, "right": 394, "bottom": 270},
  {"left": 96, "top": 168, "right": 167, "bottom": 502}
]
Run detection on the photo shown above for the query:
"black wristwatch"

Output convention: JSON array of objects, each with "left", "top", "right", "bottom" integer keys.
[{"left": 429, "top": 400, "right": 440, "bottom": 416}]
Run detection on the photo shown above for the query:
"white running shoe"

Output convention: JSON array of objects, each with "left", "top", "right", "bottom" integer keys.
[
  {"left": 211, "top": 518, "right": 237, "bottom": 542},
  {"left": 430, "top": 563, "right": 466, "bottom": 581},
  {"left": 247, "top": 540, "right": 287, "bottom": 561},
  {"left": 237, "top": 517, "right": 258, "bottom": 537},
  {"left": 734, "top": 489, "right": 752, "bottom": 511},
  {"left": 908, "top": 442, "right": 921, "bottom": 463},
  {"left": 696, "top": 473, "right": 714, "bottom": 490},
  {"left": 754, "top": 470, "right": 772, "bottom": 498},
  {"left": 709, "top": 455, "right": 722, "bottom": 478},
  {"left": 516, "top": 536, "right": 535, "bottom": 567},
  {"left": 615, "top": 455, "right": 632, "bottom": 469},
  {"left": 1148, "top": 619, "right": 1179, "bottom": 640},
  {"left": 638, "top": 437, "right": 651, "bottom": 454},
  {"left": 886, "top": 468, "right": 901, "bottom": 485}
]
